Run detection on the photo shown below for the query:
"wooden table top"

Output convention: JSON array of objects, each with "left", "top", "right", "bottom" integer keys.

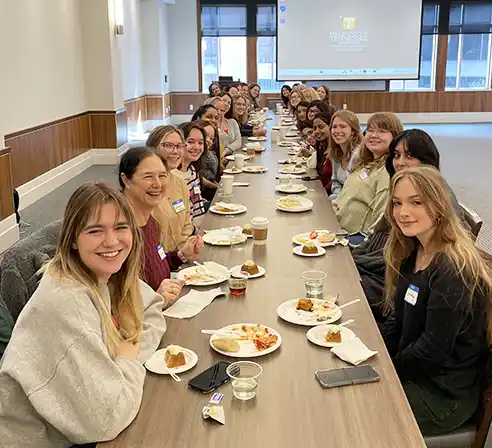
[{"left": 100, "top": 124, "right": 425, "bottom": 448}]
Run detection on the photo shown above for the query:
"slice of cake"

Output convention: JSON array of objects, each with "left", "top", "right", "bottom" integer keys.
[
  {"left": 325, "top": 326, "right": 342, "bottom": 343},
  {"left": 241, "top": 260, "right": 259, "bottom": 275},
  {"left": 318, "top": 232, "right": 336, "bottom": 244},
  {"left": 302, "top": 242, "right": 319, "bottom": 254},
  {"left": 165, "top": 345, "right": 186, "bottom": 368},
  {"left": 242, "top": 223, "right": 253, "bottom": 236},
  {"left": 296, "top": 298, "right": 313, "bottom": 312}
]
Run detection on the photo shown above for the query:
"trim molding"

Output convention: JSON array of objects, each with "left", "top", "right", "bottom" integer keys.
[{"left": 0, "top": 215, "right": 19, "bottom": 254}]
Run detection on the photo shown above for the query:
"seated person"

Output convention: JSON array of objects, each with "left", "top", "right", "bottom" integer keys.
[
  {"left": 208, "top": 82, "right": 221, "bottom": 97},
  {"left": 280, "top": 84, "right": 292, "bottom": 109},
  {"left": 249, "top": 83, "right": 261, "bottom": 110},
  {"left": 0, "top": 182, "right": 166, "bottom": 446},
  {"left": 332, "top": 112, "right": 404, "bottom": 234},
  {"left": 382, "top": 166, "right": 491, "bottom": 436},
  {"left": 312, "top": 113, "right": 333, "bottom": 193},
  {"left": 217, "top": 93, "right": 242, "bottom": 156},
  {"left": 306, "top": 100, "right": 330, "bottom": 121},
  {"left": 196, "top": 118, "right": 221, "bottom": 201},
  {"left": 146, "top": 125, "right": 193, "bottom": 251},
  {"left": 295, "top": 101, "right": 309, "bottom": 128},
  {"left": 120, "top": 147, "right": 202, "bottom": 304},
  {"left": 231, "top": 94, "right": 266, "bottom": 138}
]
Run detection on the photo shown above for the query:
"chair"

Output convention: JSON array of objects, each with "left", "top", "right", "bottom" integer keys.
[{"left": 459, "top": 202, "right": 483, "bottom": 239}]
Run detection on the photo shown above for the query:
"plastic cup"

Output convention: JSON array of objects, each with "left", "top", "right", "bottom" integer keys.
[
  {"left": 302, "top": 270, "right": 327, "bottom": 299},
  {"left": 226, "top": 361, "right": 263, "bottom": 400},
  {"left": 228, "top": 271, "right": 249, "bottom": 296},
  {"left": 234, "top": 154, "right": 245, "bottom": 169},
  {"left": 221, "top": 175, "right": 234, "bottom": 196}
]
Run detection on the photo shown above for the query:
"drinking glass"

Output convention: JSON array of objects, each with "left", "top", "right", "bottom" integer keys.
[
  {"left": 230, "top": 234, "right": 247, "bottom": 252},
  {"left": 302, "top": 270, "right": 327, "bottom": 299},
  {"left": 226, "top": 361, "right": 263, "bottom": 400},
  {"left": 228, "top": 271, "right": 249, "bottom": 296}
]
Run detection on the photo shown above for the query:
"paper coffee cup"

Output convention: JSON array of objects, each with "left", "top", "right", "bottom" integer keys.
[
  {"left": 234, "top": 154, "right": 245, "bottom": 169},
  {"left": 251, "top": 216, "right": 269, "bottom": 246},
  {"left": 221, "top": 175, "right": 234, "bottom": 196}
]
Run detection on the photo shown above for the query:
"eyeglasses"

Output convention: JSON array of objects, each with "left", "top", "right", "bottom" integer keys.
[
  {"left": 366, "top": 128, "right": 390, "bottom": 136},
  {"left": 161, "top": 142, "right": 186, "bottom": 152}
]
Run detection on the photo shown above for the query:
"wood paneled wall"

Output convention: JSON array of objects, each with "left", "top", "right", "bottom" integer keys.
[
  {"left": 124, "top": 94, "right": 164, "bottom": 130},
  {"left": 170, "top": 92, "right": 208, "bottom": 115},
  {"left": 145, "top": 95, "right": 164, "bottom": 121},
  {"left": 0, "top": 148, "right": 14, "bottom": 220}
]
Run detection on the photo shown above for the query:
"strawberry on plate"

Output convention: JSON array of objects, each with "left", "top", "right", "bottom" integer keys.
[{"left": 309, "top": 231, "right": 318, "bottom": 240}]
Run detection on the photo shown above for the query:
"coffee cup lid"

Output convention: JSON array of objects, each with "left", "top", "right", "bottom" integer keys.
[{"left": 251, "top": 216, "right": 269, "bottom": 225}]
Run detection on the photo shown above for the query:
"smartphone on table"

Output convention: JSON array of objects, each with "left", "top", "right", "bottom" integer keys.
[
  {"left": 188, "top": 361, "right": 238, "bottom": 393},
  {"left": 315, "top": 365, "right": 380, "bottom": 389}
]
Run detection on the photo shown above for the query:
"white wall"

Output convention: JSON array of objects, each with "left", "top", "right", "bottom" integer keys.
[
  {"left": 167, "top": 0, "right": 199, "bottom": 92},
  {"left": 140, "top": 0, "right": 163, "bottom": 94},
  {"left": 0, "top": 0, "right": 86, "bottom": 142},
  {"left": 159, "top": 3, "right": 170, "bottom": 94}
]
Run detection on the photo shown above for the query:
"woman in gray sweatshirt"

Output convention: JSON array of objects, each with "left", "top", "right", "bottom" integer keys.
[{"left": 0, "top": 182, "right": 167, "bottom": 447}]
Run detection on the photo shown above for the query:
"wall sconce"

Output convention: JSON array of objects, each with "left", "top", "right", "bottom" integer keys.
[{"left": 114, "top": 0, "right": 124, "bottom": 35}]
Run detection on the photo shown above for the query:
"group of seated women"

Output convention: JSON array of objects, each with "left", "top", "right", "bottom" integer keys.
[{"left": 1, "top": 80, "right": 492, "bottom": 446}]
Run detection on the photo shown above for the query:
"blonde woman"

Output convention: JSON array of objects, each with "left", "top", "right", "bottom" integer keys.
[
  {"left": 328, "top": 110, "right": 363, "bottom": 199},
  {"left": 208, "top": 94, "right": 241, "bottom": 156},
  {"left": 231, "top": 94, "right": 266, "bottom": 138},
  {"left": 382, "top": 166, "right": 491, "bottom": 436},
  {"left": 0, "top": 182, "right": 166, "bottom": 446},
  {"left": 300, "top": 87, "right": 320, "bottom": 104},
  {"left": 146, "top": 125, "right": 194, "bottom": 251},
  {"left": 333, "top": 112, "right": 404, "bottom": 234}
]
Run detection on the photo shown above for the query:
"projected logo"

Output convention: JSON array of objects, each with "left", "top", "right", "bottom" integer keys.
[{"left": 343, "top": 17, "right": 356, "bottom": 30}]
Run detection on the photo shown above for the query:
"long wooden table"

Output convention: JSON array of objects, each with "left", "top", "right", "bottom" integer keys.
[{"left": 101, "top": 122, "right": 425, "bottom": 447}]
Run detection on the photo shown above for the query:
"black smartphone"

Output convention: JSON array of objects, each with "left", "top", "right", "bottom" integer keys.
[
  {"left": 301, "top": 176, "right": 319, "bottom": 181},
  {"left": 188, "top": 361, "right": 236, "bottom": 393},
  {"left": 315, "top": 365, "right": 380, "bottom": 389}
]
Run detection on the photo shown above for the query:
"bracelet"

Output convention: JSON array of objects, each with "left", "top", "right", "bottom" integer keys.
[{"left": 177, "top": 250, "right": 187, "bottom": 263}]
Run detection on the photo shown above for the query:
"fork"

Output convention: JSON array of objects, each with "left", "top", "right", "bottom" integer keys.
[{"left": 162, "top": 365, "right": 181, "bottom": 382}]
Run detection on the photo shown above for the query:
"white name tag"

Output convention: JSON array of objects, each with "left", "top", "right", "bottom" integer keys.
[
  {"left": 172, "top": 199, "right": 185, "bottom": 213},
  {"left": 404, "top": 284, "right": 419, "bottom": 306},
  {"left": 193, "top": 183, "right": 201, "bottom": 194},
  {"left": 359, "top": 170, "right": 369, "bottom": 180},
  {"left": 156, "top": 243, "right": 167, "bottom": 261}
]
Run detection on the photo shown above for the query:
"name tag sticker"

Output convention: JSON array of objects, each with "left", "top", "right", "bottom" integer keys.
[
  {"left": 359, "top": 170, "right": 369, "bottom": 180},
  {"left": 157, "top": 243, "right": 167, "bottom": 260},
  {"left": 404, "top": 284, "right": 419, "bottom": 306},
  {"left": 193, "top": 183, "right": 201, "bottom": 194},
  {"left": 172, "top": 199, "right": 185, "bottom": 213}
]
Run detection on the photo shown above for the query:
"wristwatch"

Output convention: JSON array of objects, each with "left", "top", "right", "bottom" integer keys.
[{"left": 177, "top": 250, "right": 187, "bottom": 263}]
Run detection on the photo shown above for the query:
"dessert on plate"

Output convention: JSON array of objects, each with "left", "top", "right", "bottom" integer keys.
[
  {"left": 302, "top": 242, "right": 319, "bottom": 254},
  {"left": 212, "top": 338, "right": 241, "bottom": 352},
  {"left": 165, "top": 345, "right": 186, "bottom": 368},
  {"left": 241, "top": 260, "right": 259, "bottom": 275},
  {"left": 296, "top": 298, "right": 314, "bottom": 312},
  {"left": 242, "top": 223, "right": 253, "bottom": 236},
  {"left": 318, "top": 232, "right": 336, "bottom": 244},
  {"left": 325, "top": 326, "right": 342, "bottom": 343}
]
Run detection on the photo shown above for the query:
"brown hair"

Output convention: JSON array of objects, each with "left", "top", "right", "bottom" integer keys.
[
  {"left": 328, "top": 110, "right": 363, "bottom": 164},
  {"left": 230, "top": 94, "right": 249, "bottom": 125},
  {"left": 47, "top": 182, "right": 143, "bottom": 357}
]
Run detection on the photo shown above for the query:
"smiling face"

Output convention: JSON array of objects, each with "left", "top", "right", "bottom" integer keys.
[
  {"left": 222, "top": 95, "right": 231, "bottom": 114},
  {"left": 184, "top": 128, "right": 205, "bottom": 163},
  {"left": 202, "top": 107, "right": 219, "bottom": 127},
  {"left": 392, "top": 177, "right": 435, "bottom": 242},
  {"left": 240, "top": 85, "right": 250, "bottom": 95},
  {"left": 331, "top": 117, "right": 354, "bottom": 146},
  {"left": 307, "top": 106, "right": 320, "bottom": 121},
  {"left": 75, "top": 203, "right": 133, "bottom": 283},
  {"left": 393, "top": 140, "right": 423, "bottom": 172},
  {"left": 204, "top": 125, "right": 215, "bottom": 150},
  {"left": 157, "top": 131, "right": 184, "bottom": 170},
  {"left": 364, "top": 125, "right": 393, "bottom": 159},
  {"left": 250, "top": 85, "right": 260, "bottom": 98},
  {"left": 290, "top": 92, "right": 301, "bottom": 107},
  {"left": 282, "top": 87, "right": 290, "bottom": 98},
  {"left": 210, "top": 83, "right": 221, "bottom": 96},
  {"left": 317, "top": 87, "right": 326, "bottom": 100},
  {"left": 214, "top": 100, "right": 226, "bottom": 119},
  {"left": 229, "top": 86, "right": 239, "bottom": 95},
  {"left": 302, "top": 127, "right": 316, "bottom": 146},
  {"left": 297, "top": 105, "right": 308, "bottom": 122},
  {"left": 313, "top": 118, "right": 330, "bottom": 142},
  {"left": 233, "top": 97, "right": 247, "bottom": 117}
]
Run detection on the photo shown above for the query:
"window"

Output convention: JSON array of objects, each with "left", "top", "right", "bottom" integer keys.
[
  {"left": 201, "top": 6, "right": 247, "bottom": 92},
  {"left": 390, "top": 4, "right": 438, "bottom": 91},
  {"left": 446, "top": 3, "right": 492, "bottom": 89}
]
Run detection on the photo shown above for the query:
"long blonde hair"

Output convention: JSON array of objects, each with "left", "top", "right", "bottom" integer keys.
[
  {"left": 300, "top": 87, "right": 320, "bottom": 103},
  {"left": 353, "top": 112, "right": 403, "bottom": 172},
  {"left": 47, "top": 182, "right": 143, "bottom": 357},
  {"left": 383, "top": 167, "right": 492, "bottom": 339},
  {"left": 328, "top": 110, "right": 363, "bottom": 164},
  {"left": 231, "top": 94, "right": 249, "bottom": 125}
]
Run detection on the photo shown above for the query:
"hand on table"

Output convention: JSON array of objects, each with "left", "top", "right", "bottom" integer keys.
[{"left": 157, "top": 279, "right": 185, "bottom": 307}]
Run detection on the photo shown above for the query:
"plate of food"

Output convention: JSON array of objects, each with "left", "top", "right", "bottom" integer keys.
[
  {"left": 209, "top": 202, "right": 247, "bottom": 215},
  {"left": 209, "top": 323, "right": 282, "bottom": 358},
  {"left": 177, "top": 262, "right": 230, "bottom": 286},
  {"left": 278, "top": 141, "right": 294, "bottom": 147},
  {"left": 145, "top": 345, "right": 199, "bottom": 375},
  {"left": 285, "top": 133, "right": 300, "bottom": 138},
  {"left": 248, "top": 136, "right": 267, "bottom": 142},
  {"left": 276, "top": 196, "right": 313, "bottom": 212},
  {"left": 292, "top": 230, "right": 338, "bottom": 247},
  {"left": 203, "top": 231, "right": 247, "bottom": 246},
  {"left": 242, "top": 165, "right": 268, "bottom": 173},
  {"left": 223, "top": 167, "right": 242, "bottom": 175},
  {"left": 225, "top": 154, "right": 251, "bottom": 162},
  {"left": 288, "top": 149, "right": 300, "bottom": 156},
  {"left": 292, "top": 243, "right": 326, "bottom": 257},
  {"left": 275, "top": 184, "right": 308, "bottom": 194},
  {"left": 306, "top": 324, "right": 356, "bottom": 348},
  {"left": 230, "top": 260, "right": 266, "bottom": 279},
  {"left": 242, "top": 223, "right": 254, "bottom": 238},
  {"left": 276, "top": 299, "right": 342, "bottom": 326},
  {"left": 279, "top": 166, "right": 307, "bottom": 175}
]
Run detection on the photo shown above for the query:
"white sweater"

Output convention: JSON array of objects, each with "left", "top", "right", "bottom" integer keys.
[
  {"left": 0, "top": 273, "right": 166, "bottom": 447},
  {"left": 219, "top": 118, "right": 242, "bottom": 156}
]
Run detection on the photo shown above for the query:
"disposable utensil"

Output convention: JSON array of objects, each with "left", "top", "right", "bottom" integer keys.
[
  {"left": 338, "top": 299, "right": 361, "bottom": 310},
  {"left": 162, "top": 365, "right": 182, "bottom": 382}
]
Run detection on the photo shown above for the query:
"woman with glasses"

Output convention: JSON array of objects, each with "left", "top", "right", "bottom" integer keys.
[{"left": 146, "top": 125, "right": 194, "bottom": 251}]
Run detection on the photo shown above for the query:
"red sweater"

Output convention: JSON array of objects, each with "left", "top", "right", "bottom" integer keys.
[{"left": 140, "top": 216, "right": 183, "bottom": 291}]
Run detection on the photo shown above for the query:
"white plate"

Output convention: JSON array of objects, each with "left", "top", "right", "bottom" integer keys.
[
  {"left": 278, "top": 141, "right": 293, "bottom": 147},
  {"left": 209, "top": 203, "right": 247, "bottom": 215},
  {"left": 177, "top": 263, "right": 230, "bottom": 286},
  {"left": 292, "top": 231, "right": 338, "bottom": 247},
  {"left": 229, "top": 264, "right": 266, "bottom": 279},
  {"left": 276, "top": 299, "right": 342, "bottom": 326},
  {"left": 277, "top": 196, "right": 313, "bottom": 212},
  {"left": 292, "top": 245, "right": 326, "bottom": 257},
  {"left": 145, "top": 347, "right": 198, "bottom": 375},
  {"left": 279, "top": 167, "right": 307, "bottom": 175},
  {"left": 248, "top": 136, "right": 267, "bottom": 141},
  {"left": 225, "top": 154, "right": 251, "bottom": 162},
  {"left": 275, "top": 184, "right": 308, "bottom": 194},
  {"left": 209, "top": 323, "right": 282, "bottom": 358},
  {"left": 203, "top": 232, "right": 247, "bottom": 246},
  {"left": 242, "top": 166, "right": 268, "bottom": 173},
  {"left": 223, "top": 168, "right": 242, "bottom": 174},
  {"left": 307, "top": 325, "right": 357, "bottom": 348}
]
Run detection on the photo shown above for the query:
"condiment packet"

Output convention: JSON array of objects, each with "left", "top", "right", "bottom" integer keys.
[
  {"left": 209, "top": 392, "right": 224, "bottom": 405},
  {"left": 202, "top": 405, "right": 225, "bottom": 425}
]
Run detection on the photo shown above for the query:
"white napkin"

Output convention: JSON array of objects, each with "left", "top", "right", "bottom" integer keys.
[
  {"left": 330, "top": 337, "right": 378, "bottom": 366},
  {"left": 233, "top": 182, "right": 250, "bottom": 187},
  {"left": 163, "top": 287, "right": 225, "bottom": 319},
  {"left": 202, "top": 405, "right": 225, "bottom": 425}
]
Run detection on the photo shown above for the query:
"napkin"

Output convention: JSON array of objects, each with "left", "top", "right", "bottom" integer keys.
[
  {"left": 163, "top": 287, "right": 225, "bottom": 319},
  {"left": 233, "top": 182, "right": 250, "bottom": 187},
  {"left": 202, "top": 405, "right": 225, "bottom": 425},
  {"left": 330, "top": 337, "right": 378, "bottom": 366}
]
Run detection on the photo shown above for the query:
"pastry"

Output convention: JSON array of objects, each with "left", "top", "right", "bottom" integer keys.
[
  {"left": 165, "top": 345, "right": 186, "bottom": 368},
  {"left": 296, "top": 298, "right": 314, "bottom": 312},
  {"left": 242, "top": 223, "right": 253, "bottom": 236},
  {"left": 302, "top": 242, "right": 319, "bottom": 254},
  {"left": 212, "top": 338, "right": 240, "bottom": 353},
  {"left": 318, "top": 233, "right": 336, "bottom": 244},
  {"left": 325, "top": 326, "right": 342, "bottom": 343},
  {"left": 241, "top": 260, "right": 259, "bottom": 276}
]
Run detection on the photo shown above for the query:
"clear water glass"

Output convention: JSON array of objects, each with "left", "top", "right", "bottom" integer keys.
[
  {"left": 302, "top": 270, "right": 327, "bottom": 299},
  {"left": 230, "top": 234, "right": 247, "bottom": 252},
  {"left": 226, "top": 361, "right": 263, "bottom": 400}
]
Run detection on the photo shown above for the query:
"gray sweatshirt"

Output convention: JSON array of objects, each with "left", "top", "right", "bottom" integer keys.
[{"left": 0, "top": 273, "right": 166, "bottom": 447}]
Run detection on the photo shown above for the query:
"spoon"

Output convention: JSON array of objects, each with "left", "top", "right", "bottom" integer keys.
[
  {"left": 338, "top": 299, "right": 361, "bottom": 310},
  {"left": 338, "top": 319, "right": 355, "bottom": 327},
  {"left": 201, "top": 329, "right": 242, "bottom": 337}
]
